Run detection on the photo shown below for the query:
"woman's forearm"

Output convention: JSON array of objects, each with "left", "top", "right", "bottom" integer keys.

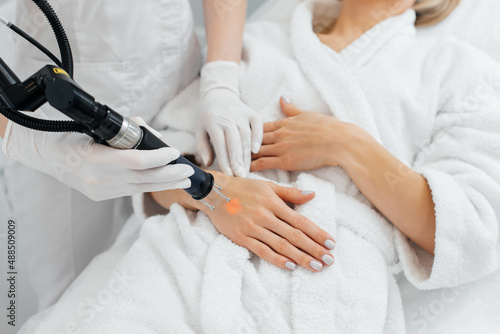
[
  {"left": 339, "top": 128, "right": 436, "bottom": 254},
  {"left": 151, "top": 186, "right": 203, "bottom": 212},
  {"left": 0, "top": 114, "right": 8, "bottom": 138},
  {"left": 202, "top": 0, "right": 246, "bottom": 63}
]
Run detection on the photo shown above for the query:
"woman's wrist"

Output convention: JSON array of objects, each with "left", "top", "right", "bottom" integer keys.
[
  {"left": 328, "top": 123, "right": 373, "bottom": 171},
  {"left": 195, "top": 170, "right": 232, "bottom": 216},
  {"left": 150, "top": 170, "right": 231, "bottom": 215}
]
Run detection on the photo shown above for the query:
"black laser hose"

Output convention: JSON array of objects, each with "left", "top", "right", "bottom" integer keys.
[
  {"left": 0, "top": 105, "right": 86, "bottom": 133},
  {"left": 31, "top": 0, "right": 73, "bottom": 77},
  {"left": 0, "top": 0, "right": 81, "bottom": 133}
]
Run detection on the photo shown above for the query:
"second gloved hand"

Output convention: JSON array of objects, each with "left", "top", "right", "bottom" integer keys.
[
  {"left": 2, "top": 114, "right": 195, "bottom": 201},
  {"left": 196, "top": 61, "right": 263, "bottom": 177}
]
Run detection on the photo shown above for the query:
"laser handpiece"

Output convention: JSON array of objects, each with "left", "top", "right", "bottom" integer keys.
[
  {"left": 0, "top": 63, "right": 229, "bottom": 205},
  {"left": 0, "top": 1, "right": 230, "bottom": 206}
]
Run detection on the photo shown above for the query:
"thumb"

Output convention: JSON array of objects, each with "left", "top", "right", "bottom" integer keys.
[
  {"left": 280, "top": 96, "right": 303, "bottom": 117},
  {"left": 273, "top": 184, "right": 316, "bottom": 205}
]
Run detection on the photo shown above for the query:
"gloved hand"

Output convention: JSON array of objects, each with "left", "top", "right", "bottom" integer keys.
[
  {"left": 196, "top": 61, "right": 263, "bottom": 177},
  {"left": 2, "top": 113, "right": 194, "bottom": 201}
]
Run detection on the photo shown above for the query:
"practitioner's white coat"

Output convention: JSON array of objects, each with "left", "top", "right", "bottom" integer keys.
[
  {"left": 4, "top": 0, "right": 201, "bottom": 310},
  {"left": 59, "top": 1, "right": 500, "bottom": 333}
]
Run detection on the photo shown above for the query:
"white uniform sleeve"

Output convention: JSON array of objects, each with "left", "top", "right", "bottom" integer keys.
[{"left": 396, "top": 47, "right": 500, "bottom": 289}]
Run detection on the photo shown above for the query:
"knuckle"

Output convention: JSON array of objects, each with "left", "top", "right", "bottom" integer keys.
[
  {"left": 267, "top": 200, "right": 282, "bottom": 213},
  {"left": 283, "top": 186, "right": 295, "bottom": 198},
  {"left": 274, "top": 129, "right": 285, "bottom": 140},
  {"left": 255, "top": 246, "right": 268, "bottom": 259},
  {"left": 313, "top": 245, "right": 325, "bottom": 257},
  {"left": 315, "top": 230, "right": 328, "bottom": 242},
  {"left": 255, "top": 159, "right": 265, "bottom": 170},
  {"left": 265, "top": 132, "right": 274, "bottom": 142},
  {"left": 230, "top": 233, "right": 245, "bottom": 246},
  {"left": 275, "top": 238, "right": 290, "bottom": 253},
  {"left": 289, "top": 229, "right": 305, "bottom": 244},
  {"left": 243, "top": 222, "right": 259, "bottom": 236},
  {"left": 293, "top": 215, "right": 309, "bottom": 230},
  {"left": 299, "top": 254, "right": 312, "bottom": 268},
  {"left": 256, "top": 208, "right": 270, "bottom": 221}
]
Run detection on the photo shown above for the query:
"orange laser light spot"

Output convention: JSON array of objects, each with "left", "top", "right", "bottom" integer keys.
[{"left": 225, "top": 198, "right": 242, "bottom": 215}]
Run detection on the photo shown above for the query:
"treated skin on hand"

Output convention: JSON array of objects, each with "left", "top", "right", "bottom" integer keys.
[
  {"left": 225, "top": 198, "right": 243, "bottom": 215},
  {"left": 152, "top": 170, "right": 337, "bottom": 272}
]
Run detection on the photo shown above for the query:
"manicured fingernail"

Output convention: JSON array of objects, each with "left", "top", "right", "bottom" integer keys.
[
  {"left": 322, "top": 254, "right": 334, "bottom": 266},
  {"left": 281, "top": 95, "right": 292, "bottom": 104},
  {"left": 285, "top": 262, "right": 296, "bottom": 270},
  {"left": 325, "top": 239, "right": 336, "bottom": 250},
  {"left": 301, "top": 190, "right": 314, "bottom": 195},
  {"left": 310, "top": 260, "right": 323, "bottom": 271}
]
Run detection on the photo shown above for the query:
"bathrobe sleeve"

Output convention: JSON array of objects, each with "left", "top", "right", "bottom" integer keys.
[{"left": 395, "top": 42, "right": 500, "bottom": 289}]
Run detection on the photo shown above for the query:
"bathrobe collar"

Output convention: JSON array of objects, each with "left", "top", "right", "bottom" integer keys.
[
  {"left": 290, "top": 1, "right": 416, "bottom": 143},
  {"left": 339, "top": 10, "right": 417, "bottom": 71},
  {"left": 305, "top": 0, "right": 417, "bottom": 71}
]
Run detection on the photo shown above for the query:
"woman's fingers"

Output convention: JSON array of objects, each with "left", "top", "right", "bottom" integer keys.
[
  {"left": 271, "top": 184, "right": 337, "bottom": 251},
  {"left": 263, "top": 121, "right": 281, "bottom": 133},
  {"left": 251, "top": 157, "right": 284, "bottom": 171},
  {"left": 251, "top": 144, "right": 281, "bottom": 160},
  {"left": 243, "top": 236, "right": 297, "bottom": 271},
  {"left": 255, "top": 220, "right": 332, "bottom": 272},
  {"left": 276, "top": 203, "right": 337, "bottom": 252},
  {"left": 262, "top": 132, "right": 276, "bottom": 145},
  {"left": 272, "top": 184, "right": 316, "bottom": 205},
  {"left": 275, "top": 220, "right": 334, "bottom": 269},
  {"left": 280, "top": 96, "right": 303, "bottom": 117}
]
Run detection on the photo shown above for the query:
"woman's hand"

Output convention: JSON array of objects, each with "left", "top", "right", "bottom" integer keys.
[
  {"left": 152, "top": 171, "right": 336, "bottom": 272},
  {"left": 251, "top": 97, "right": 359, "bottom": 172}
]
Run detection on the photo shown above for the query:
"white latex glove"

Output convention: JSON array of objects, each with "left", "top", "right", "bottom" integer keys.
[
  {"left": 2, "top": 113, "right": 194, "bottom": 201},
  {"left": 197, "top": 61, "right": 263, "bottom": 177}
]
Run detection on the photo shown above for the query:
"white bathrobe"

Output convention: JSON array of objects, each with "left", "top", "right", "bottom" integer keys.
[{"left": 66, "top": 1, "right": 500, "bottom": 333}]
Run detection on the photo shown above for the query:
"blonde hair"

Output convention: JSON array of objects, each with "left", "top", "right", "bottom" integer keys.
[{"left": 413, "top": 0, "right": 461, "bottom": 27}]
